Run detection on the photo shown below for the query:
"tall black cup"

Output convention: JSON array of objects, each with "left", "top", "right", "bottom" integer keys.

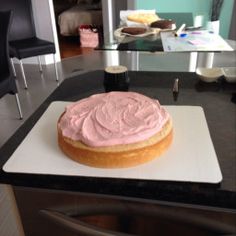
[{"left": 104, "top": 65, "right": 130, "bottom": 92}]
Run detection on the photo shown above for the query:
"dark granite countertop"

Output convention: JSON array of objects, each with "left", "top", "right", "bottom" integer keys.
[{"left": 0, "top": 70, "right": 236, "bottom": 209}]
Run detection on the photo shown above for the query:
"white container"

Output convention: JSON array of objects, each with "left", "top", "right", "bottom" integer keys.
[
  {"left": 222, "top": 67, "right": 236, "bottom": 82},
  {"left": 207, "top": 20, "right": 220, "bottom": 34},
  {"left": 194, "top": 15, "right": 204, "bottom": 28},
  {"left": 196, "top": 67, "right": 223, "bottom": 82}
]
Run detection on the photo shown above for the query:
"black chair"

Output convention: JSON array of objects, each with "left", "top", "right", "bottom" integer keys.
[
  {"left": 0, "top": 0, "right": 59, "bottom": 89},
  {"left": 0, "top": 10, "right": 23, "bottom": 119}
]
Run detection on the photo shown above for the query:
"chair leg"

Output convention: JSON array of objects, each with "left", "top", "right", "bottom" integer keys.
[
  {"left": 14, "top": 93, "right": 23, "bottom": 120},
  {"left": 53, "top": 54, "right": 59, "bottom": 81},
  {"left": 19, "top": 60, "right": 28, "bottom": 89},
  {"left": 10, "top": 58, "right": 17, "bottom": 77},
  {"left": 37, "top": 56, "right": 43, "bottom": 72}
]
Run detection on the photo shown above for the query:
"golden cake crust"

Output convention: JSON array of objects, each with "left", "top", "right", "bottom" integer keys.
[
  {"left": 57, "top": 115, "right": 173, "bottom": 168},
  {"left": 127, "top": 13, "right": 159, "bottom": 24}
]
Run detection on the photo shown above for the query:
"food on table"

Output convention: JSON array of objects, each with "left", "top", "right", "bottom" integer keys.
[
  {"left": 58, "top": 92, "right": 173, "bottom": 168},
  {"left": 127, "top": 13, "right": 160, "bottom": 24},
  {"left": 150, "top": 19, "right": 175, "bottom": 29},
  {"left": 121, "top": 27, "right": 147, "bottom": 35}
]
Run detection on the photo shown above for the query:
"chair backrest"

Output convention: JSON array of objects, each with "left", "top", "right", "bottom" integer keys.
[
  {"left": 0, "top": 10, "right": 12, "bottom": 79},
  {"left": 158, "top": 12, "right": 193, "bottom": 28},
  {"left": 0, "top": 0, "right": 36, "bottom": 41}
]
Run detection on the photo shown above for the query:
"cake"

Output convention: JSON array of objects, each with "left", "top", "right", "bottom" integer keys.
[
  {"left": 150, "top": 19, "right": 175, "bottom": 29},
  {"left": 127, "top": 13, "right": 160, "bottom": 25},
  {"left": 121, "top": 27, "right": 147, "bottom": 35},
  {"left": 57, "top": 92, "right": 173, "bottom": 168}
]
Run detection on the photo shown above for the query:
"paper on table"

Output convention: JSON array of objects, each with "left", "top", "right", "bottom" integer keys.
[{"left": 161, "top": 30, "right": 233, "bottom": 52}]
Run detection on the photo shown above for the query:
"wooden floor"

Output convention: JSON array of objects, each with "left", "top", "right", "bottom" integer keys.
[{"left": 58, "top": 35, "right": 94, "bottom": 59}]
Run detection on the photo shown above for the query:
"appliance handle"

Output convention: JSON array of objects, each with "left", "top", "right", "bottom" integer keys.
[
  {"left": 40, "top": 202, "right": 236, "bottom": 235},
  {"left": 40, "top": 209, "right": 134, "bottom": 236}
]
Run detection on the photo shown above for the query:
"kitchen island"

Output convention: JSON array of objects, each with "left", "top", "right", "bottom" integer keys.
[{"left": 0, "top": 70, "right": 235, "bottom": 235}]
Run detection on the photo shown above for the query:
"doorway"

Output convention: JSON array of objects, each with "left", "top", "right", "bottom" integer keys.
[{"left": 52, "top": 0, "right": 103, "bottom": 59}]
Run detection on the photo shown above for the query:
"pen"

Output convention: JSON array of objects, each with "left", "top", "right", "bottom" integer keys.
[
  {"left": 174, "top": 24, "right": 186, "bottom": 37},
  {"left": 173, "top": 78, "right": 179, "bottom": 101}
]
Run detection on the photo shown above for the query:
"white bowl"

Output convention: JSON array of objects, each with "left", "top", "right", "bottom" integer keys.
[
  {"left": 222, "top": 67, "right": 236, "bottom": 82},
  {"left": 196, "top": 67, "right": 223, "bottom": 83}
]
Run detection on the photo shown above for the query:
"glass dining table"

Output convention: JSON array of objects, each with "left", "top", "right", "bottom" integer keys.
[{"left": 96, "top": 28, "right": 234, "bottom": 72}]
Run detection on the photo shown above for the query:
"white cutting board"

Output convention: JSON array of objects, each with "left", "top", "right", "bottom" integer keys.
[{"left": 3, "top": 102, "right": 222, "bottom": 184}]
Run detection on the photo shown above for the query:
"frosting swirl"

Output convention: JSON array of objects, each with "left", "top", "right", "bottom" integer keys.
[{"left": 58, "top": 92, "right": 169, "bottom": 147}]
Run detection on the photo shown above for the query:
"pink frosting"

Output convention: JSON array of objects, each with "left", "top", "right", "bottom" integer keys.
[{"left": 58, "top": 92, "right": 169, "bottom": 147}]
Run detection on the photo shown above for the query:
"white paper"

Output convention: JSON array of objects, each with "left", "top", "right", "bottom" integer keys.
[{"left": 161, "top": 30, "right": 233, "bottom": 52}]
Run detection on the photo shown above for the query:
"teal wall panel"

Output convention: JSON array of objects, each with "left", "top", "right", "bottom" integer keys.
[
  {"left": 219, "top": 0, "right": 234, "bottom": 38},
  {"left": 136, "top": 0, "right": 234, "bottom": 38}
]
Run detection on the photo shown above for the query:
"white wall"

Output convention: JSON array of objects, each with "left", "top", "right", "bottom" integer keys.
[
  {"left": 229, "top": 0, "right": 236, "bottom": 40},
  {"left": 22, "top": 0, "right": 60, "bottom": 65}
]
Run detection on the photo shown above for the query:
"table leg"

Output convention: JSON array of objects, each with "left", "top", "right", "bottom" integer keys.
[
  {"left": 204, "top": 53, "right": 214, "bottom": 68},
  {"left": 102, "top": 0, "right": 115, "bottom": 44},
  {"left": 104, "top": 51, "right": 120, "bottom": 67},
  {"left": 131, "top": 51, "right": 139, "bottom": 71},
  {"left": 189, "top": 52, "right": 198, "bottom": 72}
]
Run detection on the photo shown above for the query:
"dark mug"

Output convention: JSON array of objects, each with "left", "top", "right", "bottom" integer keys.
[{"left": 104, "top": 65, "right": 130, "bottom": 92}]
